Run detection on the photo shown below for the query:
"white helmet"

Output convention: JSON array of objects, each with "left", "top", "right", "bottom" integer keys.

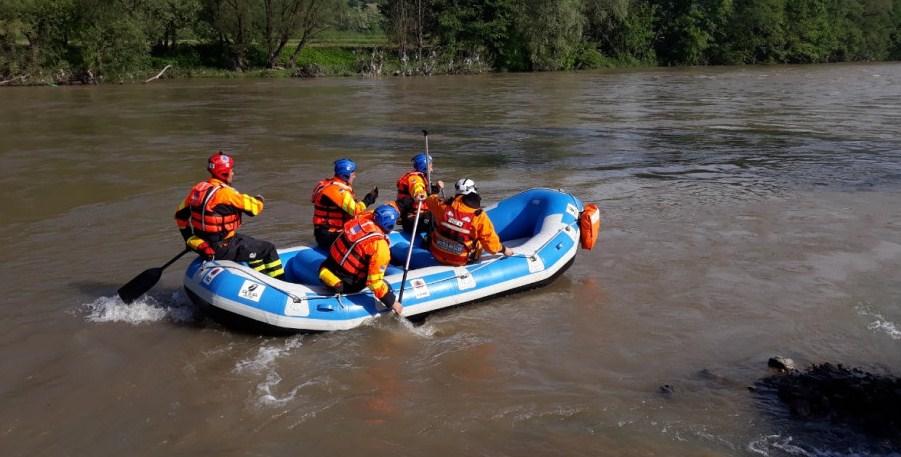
[{"left": 455, "top": 178, "right": 478, "bottom": 195}]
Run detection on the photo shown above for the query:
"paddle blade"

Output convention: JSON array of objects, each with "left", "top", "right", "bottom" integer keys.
[{"left": 117, "top": 267, "right": 163, "bottom": 303}]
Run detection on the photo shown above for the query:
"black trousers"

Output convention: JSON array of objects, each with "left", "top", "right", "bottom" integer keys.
[
  {"left": 214, "top": 234, "right": 284, "bottom": 278},
  {"left": 401, "top": 212, "right": 432, "bottom": 237},
  {"left": 314, "top": 227, "right": 342, "bottom": 250}
]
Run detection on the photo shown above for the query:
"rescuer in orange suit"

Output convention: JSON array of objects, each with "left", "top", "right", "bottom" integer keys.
[
  {"left": 174, "top": 151, "right": 284, "bottom": 278},
  {"left": 395, "top": 152, "right": 442, "bottom": 235},
  {"left": 318, "top": 204, "right": 404, "bottom": 315},
  {"left": 311, "top": 158, "right": 378, "bottom": 249},
  {"left": 425, "top": 178, "right": 513, "bottom": 266}
]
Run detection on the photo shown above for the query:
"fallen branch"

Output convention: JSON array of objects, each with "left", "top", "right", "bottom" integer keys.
[
  {"left": 0, "top": 74, "right": 28, "bottom": 86},
  {"left": 144, "top": 65, "right": 172, "bottom": 83}
]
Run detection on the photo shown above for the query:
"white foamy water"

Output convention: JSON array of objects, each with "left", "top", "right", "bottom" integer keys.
[
  {"left": 83, "top": 291, "right": 196, "bottom": 324},
  {"left": 856, "top": 305, "right": 901, "bottom": 340},
  {"left": 748, "top": 434, "right": 901, "bottom": 457},
  {"left": 233, "top": 336, "right": 304, "bottom": 374},
  {"left": 233, "top": 336, "right": 307, "bottom": 407}
]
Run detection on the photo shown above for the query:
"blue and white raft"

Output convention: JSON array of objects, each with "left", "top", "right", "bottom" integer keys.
[{"left": 183, "top": 188, "right": 596, "bottom": 332}]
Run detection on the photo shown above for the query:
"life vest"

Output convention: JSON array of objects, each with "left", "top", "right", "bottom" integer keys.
[
  {"left": 579, "top": 203, "right": 601, "bottom": 250},
  {"left": 430, "top": 198, "right": 479, "bottom": 266},
  {"left": 328, "top": 215, "right": 387, "bottom": 281},
  {"left": 188, "top": 181, "right": 241, "bottom": 241},
  {"left": 312, "top": 178, "right": 354, "bottom": 231},
  {"left": 395, "top": 170, "right": 429, "bottom": 219}
]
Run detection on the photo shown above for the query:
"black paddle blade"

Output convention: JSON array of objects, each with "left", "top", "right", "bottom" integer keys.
[{"left": 117, "top": 267, "right": 163, "bottom": 303}]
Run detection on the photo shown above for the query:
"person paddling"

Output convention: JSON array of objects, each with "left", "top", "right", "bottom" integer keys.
[
  {"left": 311, "top": 158, "right": 378, "bottom": 249},
  {"left": 318, "top": 204, "right": 404, "bottom": 315},
  {"left": 174, "top": 151, "right": 284, "bottom": 279},
  {"left": 395, "top": 152, "right": 443, "bottom": 236}
]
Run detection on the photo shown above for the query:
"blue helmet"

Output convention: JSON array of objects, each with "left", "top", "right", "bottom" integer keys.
[
  {"left": 373, "top": 204, "right": 399, "bottom": 232},
  {"left": 334, "top": 158, "right": 357, "bottom": 180},
  {"left": 412, "top": 152, "right": 431, "bottom": 173}
]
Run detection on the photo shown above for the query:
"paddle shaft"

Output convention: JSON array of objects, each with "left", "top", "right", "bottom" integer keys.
[
  {"left": 397, "top": 200, "right": 423, "bottom": 304},
  {"left": 162, "top": 248, "right": 192, "bottom": 269}
]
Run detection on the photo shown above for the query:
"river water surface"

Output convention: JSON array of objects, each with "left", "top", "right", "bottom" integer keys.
[{"left": 2, "top": 63, "right": 901, "bottom": 456}]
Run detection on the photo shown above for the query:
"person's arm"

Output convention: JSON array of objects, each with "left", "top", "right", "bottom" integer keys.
[
  {"left": 174, "top": 191, "right": 215, "bottom": 257},
  {"left": 218, "top": 186, "right": 264, "bottom": 217},
  {"left": 476, "top": 212, "right": 512, "bottom": 256},
  {"left": 324, "top": 185, "right": 366, "bottom": 216},
  {"left": 366, "top": 241, "right": 402, "bottom": 315},
  {"left": 174, "top": 192, "right": 193, "bottom": 240},
  {"left": 410, "top": 175, "right": 428, "bottom": 201}
]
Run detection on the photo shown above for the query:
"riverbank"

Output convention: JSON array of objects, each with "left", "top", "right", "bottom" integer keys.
[{"left": 0, "top": 42, "right": 640, "bottom": 87}]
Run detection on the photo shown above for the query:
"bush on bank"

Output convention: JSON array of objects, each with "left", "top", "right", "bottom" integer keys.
[{"left": 2, "top": 0, "right": 901, "bottom": 85}]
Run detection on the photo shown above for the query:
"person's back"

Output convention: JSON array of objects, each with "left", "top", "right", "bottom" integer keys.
[
  {"left": 311, "top": 158, "right": 377, "bottom": 248},
  {"left": 318, "top": 205, "right": 404, "bottom": 315},
  {"left": 425, "top": 178, "right": 512, "bottom": 266},
  {"left": 175, "top": 151, "right": 284, "bottom": 279}
]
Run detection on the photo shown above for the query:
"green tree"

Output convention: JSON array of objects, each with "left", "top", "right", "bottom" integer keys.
[
  {"left": 514, "top": 0, "right": 584, "bottom": 70},
  {"left": 716, "top": 0, "right": 786, "bottom": 63},
  {"left": 583, "top": 0, "right": 658, "bottom": 63}
]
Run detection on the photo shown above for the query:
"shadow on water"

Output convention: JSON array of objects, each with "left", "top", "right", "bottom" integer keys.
[{"left": 751, "top": 362, "right": 901, "bottom": 455}]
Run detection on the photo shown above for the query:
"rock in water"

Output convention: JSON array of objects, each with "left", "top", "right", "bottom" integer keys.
[{"left": 756, "top": 362, "right": 901, "bottom": 443}]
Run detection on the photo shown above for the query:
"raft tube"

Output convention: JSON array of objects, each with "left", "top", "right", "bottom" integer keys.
[{"left": 183, "top": 188, "right": 585, "bottom": 332}]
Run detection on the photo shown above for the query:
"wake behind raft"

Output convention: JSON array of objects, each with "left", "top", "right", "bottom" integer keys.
[{"left": 183, "top": 188, "right": 601, "bottom": 332}]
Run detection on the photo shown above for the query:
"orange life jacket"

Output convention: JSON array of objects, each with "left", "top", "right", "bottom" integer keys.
[
  {"left": 430, "top": 198, "right": 479, "bottom": 266},
  {"left": 328, "top": 214, "right": 387, "bottom": 281},
  {"left": 188, "top": 181, "right": 241, "bottom": 241},
  {"left": 312, "top": 178, "right": 354, "bottom": 231},
  {"left": 395, "top": 170, "right": 429, "bottom": 219}
]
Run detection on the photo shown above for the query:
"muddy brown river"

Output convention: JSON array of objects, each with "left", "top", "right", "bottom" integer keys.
[{"left": 1, "top": 63, "right": 900, "bottom": 456}]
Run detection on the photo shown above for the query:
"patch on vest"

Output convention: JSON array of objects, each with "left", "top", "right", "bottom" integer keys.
[{"left": 436, "top": 237, "right": 465, "bottom": 254}]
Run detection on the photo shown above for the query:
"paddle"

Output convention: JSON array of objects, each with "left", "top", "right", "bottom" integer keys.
[
  {"left": 422, "top": 129, "right": 443, "bottom": 199},
  {"left": 397, "top": 199, "right": 424, "bottom": 310},
  {"left": 117, "top": 248, "right": 191, "bottom": 303}
]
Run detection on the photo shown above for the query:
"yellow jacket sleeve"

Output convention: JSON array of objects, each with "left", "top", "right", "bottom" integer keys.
[
  {"left": 366, "top": 239, "right": 392, "bottom": 299},
  {"left": 217, "top": 185, "right": 264, "bottom": 216},
  {"left": 323, "top": 183, "right": 365, "bottom": 216}
]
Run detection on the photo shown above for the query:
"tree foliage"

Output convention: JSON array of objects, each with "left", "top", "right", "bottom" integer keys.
[{"left": 1, "top": 0, "right": 900, "bottom": 81}]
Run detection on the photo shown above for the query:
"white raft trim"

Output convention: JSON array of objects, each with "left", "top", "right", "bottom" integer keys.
[{"left": 185, "top": 238, "right": 578, "bottom": 332}]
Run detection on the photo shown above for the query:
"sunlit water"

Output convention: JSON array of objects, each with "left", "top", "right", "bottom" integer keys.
[{"left": 1, "top": 63, "right": 900, "bottom": 456}]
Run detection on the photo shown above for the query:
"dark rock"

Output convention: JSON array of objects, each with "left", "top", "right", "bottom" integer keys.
[
  {"left": 768, "top": 356, "right": 796, "bottom": 372},
  {"left": 755, "top": 362, "right": 901, "bottom": 443},
  {"left": 658, "top": 384, "right": 674, "bottom": 395}
]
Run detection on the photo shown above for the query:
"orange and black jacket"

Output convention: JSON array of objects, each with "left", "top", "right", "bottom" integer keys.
[
  {"left": 425, "top": 194, "right": 504, "bottom": 266},
  {"left": 312, "top": 177, "right": 366, "bottom": 232},
  {"left": 327, "top": 213, "right": 393, "bottom": 301},
  {"left": 395, "top": 170, "right": 429, "bottom": 221},
  {"left": 174, "top": 178, "right": 264, "bottom": 251}
]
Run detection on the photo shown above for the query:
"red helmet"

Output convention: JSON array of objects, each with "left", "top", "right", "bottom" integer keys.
[{"left": 208, "top": 151, "right": 234, "bottom": 180}]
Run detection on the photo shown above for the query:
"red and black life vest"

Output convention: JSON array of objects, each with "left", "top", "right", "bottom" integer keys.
[
  {"left": 188, "top": 181, "right": 241, "bottom": 241},
  {"left": 312, "top": 178, "right": 353, "bottom": 231},
  {"left": 429, "top": 198, "right": 479, "bottom": 266},
  {"left": 328, "top": 215, "right": 386, "bottom": 281}
]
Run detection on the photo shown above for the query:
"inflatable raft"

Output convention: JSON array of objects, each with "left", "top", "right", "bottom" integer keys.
[{"left": 183, "top": 188, "right": 599, "bottom": 332}]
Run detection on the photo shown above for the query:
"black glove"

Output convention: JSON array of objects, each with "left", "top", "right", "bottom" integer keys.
[{"left": 363, "top": 186, "right": 378, "bottom": 206}]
